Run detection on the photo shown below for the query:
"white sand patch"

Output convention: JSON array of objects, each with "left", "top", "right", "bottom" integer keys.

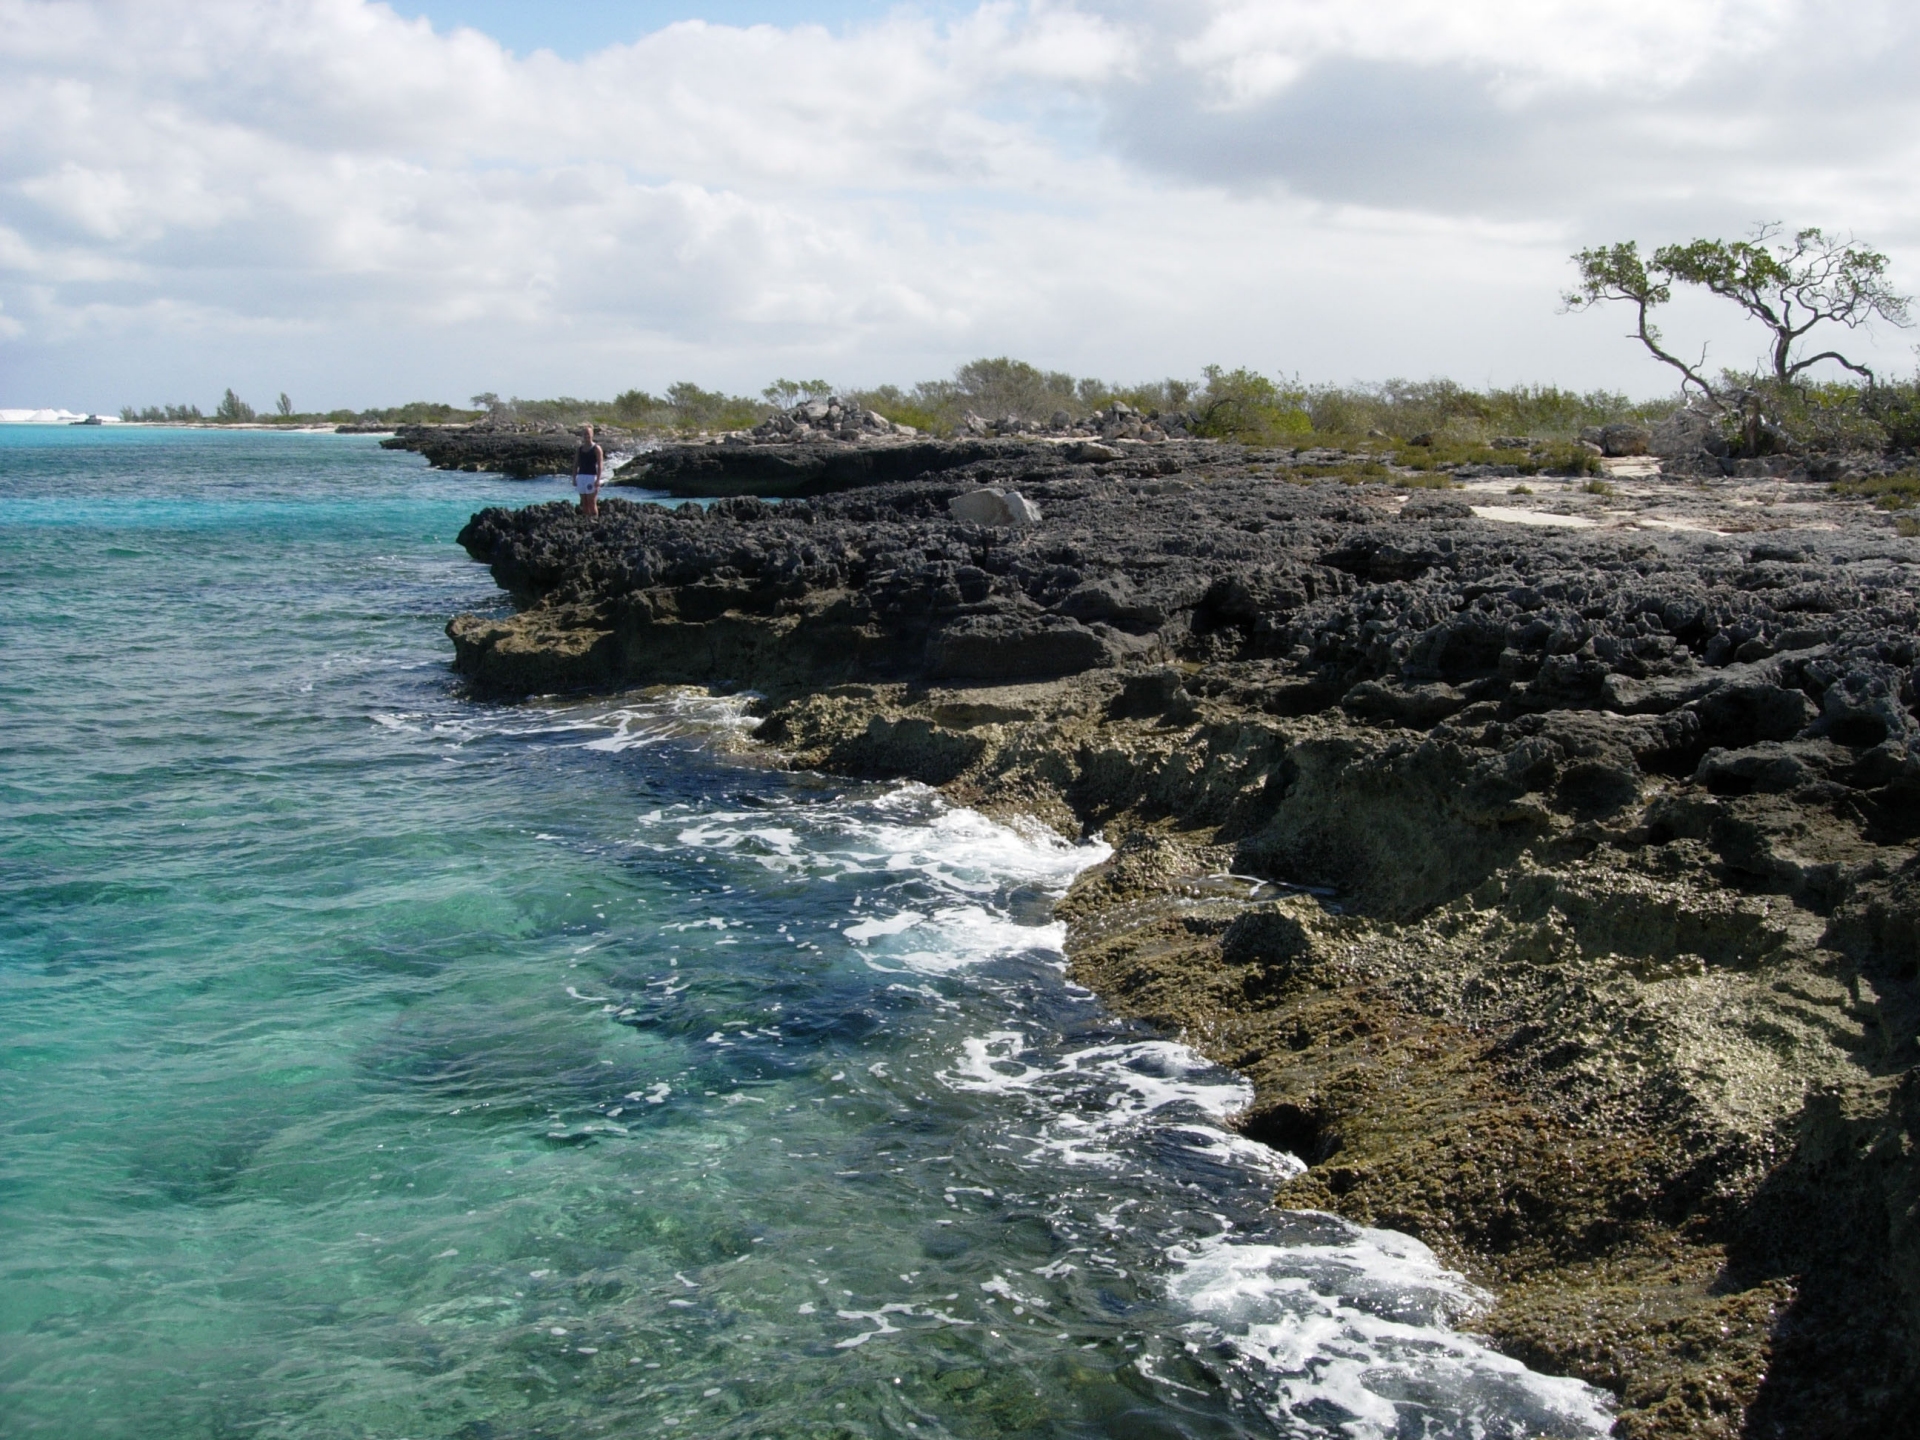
[
  {"left": 1635, "top": 516, "right": 1729, "bottom": 534},
  {"left": 1470, "top": 506, "right": 1598, "bottom": 528}
]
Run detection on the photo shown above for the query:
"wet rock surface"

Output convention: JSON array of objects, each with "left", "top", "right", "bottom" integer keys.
[{"left": 448, "top": 448, "right": 1920, "bottom": 1437}]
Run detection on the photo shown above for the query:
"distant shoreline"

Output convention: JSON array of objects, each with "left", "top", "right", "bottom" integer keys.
[{"left": 0, "top": 420, "right": 387, "bottom": 434}]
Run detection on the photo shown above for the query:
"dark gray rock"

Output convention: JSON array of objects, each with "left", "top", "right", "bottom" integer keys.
[
  {"left": 1599, "top": 423, "right": 1653, "bottom": 457},
  {"left": 614, "top": 439, "right": 1039, "bottom": 498},
  {"left": 925, "top": 613, "right": 1115, "bottom": 680},
  {"left": 383, "top": 420, "right": 633, "bottom": 479},
  {"left": 450, "top": 451, "right": 1920, "bottom": 738}
]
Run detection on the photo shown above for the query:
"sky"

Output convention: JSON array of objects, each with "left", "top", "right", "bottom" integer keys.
[{"left": 3, "top": 0, "right": 1919, "bottom": 412}]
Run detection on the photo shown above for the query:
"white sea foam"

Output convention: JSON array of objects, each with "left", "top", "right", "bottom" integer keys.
[
  {"left": 665, "top": 781, "right": 1108, "bottom": 975},
  {"left": 843, "top": 910, "right": 926, "bottom": 942},
  {"left": 859, "top": 907, "right": 1069, "bottom": 976},
  {"left": 1167, "top": 1124, "right": 1307, "bottom": 1184},
  {"left": 544, "top": 689, "right": 1602, "bottom": 1433},
  {"left": 937, "top": 1025, "right": 1607, "bottom": 1433},
  {"left": 575, "top": 692, "right": 760, "bottom": 752},
  {"left": 941, "top": 1030, "right": 1256, "bottom": 1168},
  {"left": 388, "top": 689, "right": 762, "bottom": 753},
  {"left": 1168, "top": 1230, "right": 1615, "bottom": 1437}
]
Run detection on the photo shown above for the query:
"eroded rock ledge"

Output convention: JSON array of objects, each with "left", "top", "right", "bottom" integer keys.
[{"left": 447, "top": 453, "right": 1920, "bottom": 1438}]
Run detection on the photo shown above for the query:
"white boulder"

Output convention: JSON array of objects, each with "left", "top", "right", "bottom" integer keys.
[{"left": 948, "top": 487, "right": 1041, "bottom": 528}]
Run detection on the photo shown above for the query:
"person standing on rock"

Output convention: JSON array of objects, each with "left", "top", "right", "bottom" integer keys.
[{"left": 573, "top": 425, "right": 605, "bottom": 517}]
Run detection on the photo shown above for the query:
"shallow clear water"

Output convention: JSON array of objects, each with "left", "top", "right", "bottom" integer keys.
[{"left": 0, "top": 427, "right": 1612, "bottom": 1439}]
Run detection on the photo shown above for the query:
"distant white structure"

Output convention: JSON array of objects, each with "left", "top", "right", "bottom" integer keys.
[{"left": 0, "top": 408, "right": 119, "bottom": 424}]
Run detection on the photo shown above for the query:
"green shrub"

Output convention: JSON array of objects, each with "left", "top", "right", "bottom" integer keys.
[
  {"left": 850, "top": 385, "right": 951, "bottom": 436},
  {"left": 605, "top": 385, "right": 766, "bottom": 433},
  {"left": 1077, "top": 377, "right": 1197, "bottom": 415},
  {"left": 1832, "top": 472, "right": 1920, "bottom": 509},
  {"left": 1190, "top": 366, "right": 1312, "bottom": 443},
  {"left": 1584, "top": 478, "right": 1616, "bottom": 495},
  {"left": 1285, "top": 460, "right": 1390, "bottom": 483},
  {"left": 1306, "top": 378, "right": 1666, "bottom": 442},
  {"left": 1862, "top": 380, "right": 1920, "bottom": 449},
  {"left": 363, "top": 400, "right": 474, "bottom": 425},
  {"left": 611, "top": 389, "right": 667, "bottom": 425}
]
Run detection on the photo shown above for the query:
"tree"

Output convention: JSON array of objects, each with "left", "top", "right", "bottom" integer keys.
[
  {"left": 215, "top": 388, "right": 255, "bottom": 423},
  {"left": 762, "top": 378, "right": 833, "bottom": 409},
  {"left": 663, "top": 382, "right": 760, "bottom": 432},
  {"left": 949, "top": 357, "right": 1078, "bottom": 421},
  {"left": 1564, "top": 242, "right": 1711, "bottom": 398},
  {"left": 276, "top": 392, "right": 293, "bottom": 417},
  {"left": 1566, "top": 225, "right": 1911, "bottom": 396}
]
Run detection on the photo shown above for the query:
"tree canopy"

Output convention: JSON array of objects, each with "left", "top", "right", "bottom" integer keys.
[{"left": 1566, "top": 225, "right": 1910, "bottom": 397}]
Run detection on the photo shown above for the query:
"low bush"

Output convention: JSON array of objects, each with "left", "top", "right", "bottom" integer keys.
[
  {"left": 1831, "top": 472, "right": 1920, "bottom": 510},
  {"left": 1285, "top": 460, "right": 1394, "bottom": 483},
  {"left": 1306, "top": 378, "right": 1666, "bottom": 443},
  {"left": 852, "top": 385, "right": 952, "bottom": 436},
  {"left": 1190, "top": 367, "right": 1312, "bottom": 444}
]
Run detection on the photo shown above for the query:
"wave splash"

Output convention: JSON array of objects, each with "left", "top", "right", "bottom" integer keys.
[{"left": 553, "top": 691, "right": 1617, "bottom": 1438}]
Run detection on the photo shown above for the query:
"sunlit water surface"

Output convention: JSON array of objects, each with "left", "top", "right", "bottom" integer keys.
[{"left": 0, "top": 428, "right": 1612, "bottom": 1439}]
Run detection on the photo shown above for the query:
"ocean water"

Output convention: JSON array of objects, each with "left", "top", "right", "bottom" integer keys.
[{"left": 0, "top": 427, "right": 1613, "bottom": 1439}]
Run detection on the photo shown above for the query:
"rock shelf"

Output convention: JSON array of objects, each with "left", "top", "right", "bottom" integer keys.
[
  {"left": 611, "top": 436, "right": 1039, "bottom": 497},
  {"left": 448, "top": 445, "right": 1920, "bottom": 1438},
  {"left": 380, "top": 419, "right": 644, "bottom": 478}
]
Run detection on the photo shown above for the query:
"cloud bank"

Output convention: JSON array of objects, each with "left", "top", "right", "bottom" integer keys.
[{"left": 3, "top": 0, "right": 1917, "bottom": 409}]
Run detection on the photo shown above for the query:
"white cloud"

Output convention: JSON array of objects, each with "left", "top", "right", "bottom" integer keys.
[
  {"left": 1167, "top": 0, "right": 1797, "bottom": 105},
  {"left": 0, "top": 0, "right": 1916, "bottom": 411}
]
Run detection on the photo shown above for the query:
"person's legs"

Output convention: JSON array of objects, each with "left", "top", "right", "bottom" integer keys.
[{"left": 580, "top": 490, "right": 598, "bottom": 516}]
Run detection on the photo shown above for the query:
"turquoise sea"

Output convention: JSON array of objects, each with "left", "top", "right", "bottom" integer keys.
[{"left": 0, "top": 426, "right": 1613, "bottom": 1439}]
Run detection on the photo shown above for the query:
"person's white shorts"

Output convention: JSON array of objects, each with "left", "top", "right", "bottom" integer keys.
[{"left": 574, "top": 473, "right": 600, "bottom": 496}]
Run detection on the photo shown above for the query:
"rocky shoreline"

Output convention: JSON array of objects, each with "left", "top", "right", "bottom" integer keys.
[
  {"left": 380, "top": 418, "right": 647, "bottom": 478},
  {"left": 445, "top": 442, "right": 1919, "bottom": 1438}
]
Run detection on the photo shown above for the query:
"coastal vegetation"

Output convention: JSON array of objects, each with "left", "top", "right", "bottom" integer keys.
[
  {"left": 119, "top": 396, "right": 484, "bottom": 427},
  {"left": 126, "top": 368, "right": 1920, "bottom": 472},
  {"left": 118, "top": 363, "right": 1674, "bottom": 448}
]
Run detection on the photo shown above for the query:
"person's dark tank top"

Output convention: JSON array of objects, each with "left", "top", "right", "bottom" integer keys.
[{"left": 574, "top": 443, "right": 599, "bottom": 475}]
